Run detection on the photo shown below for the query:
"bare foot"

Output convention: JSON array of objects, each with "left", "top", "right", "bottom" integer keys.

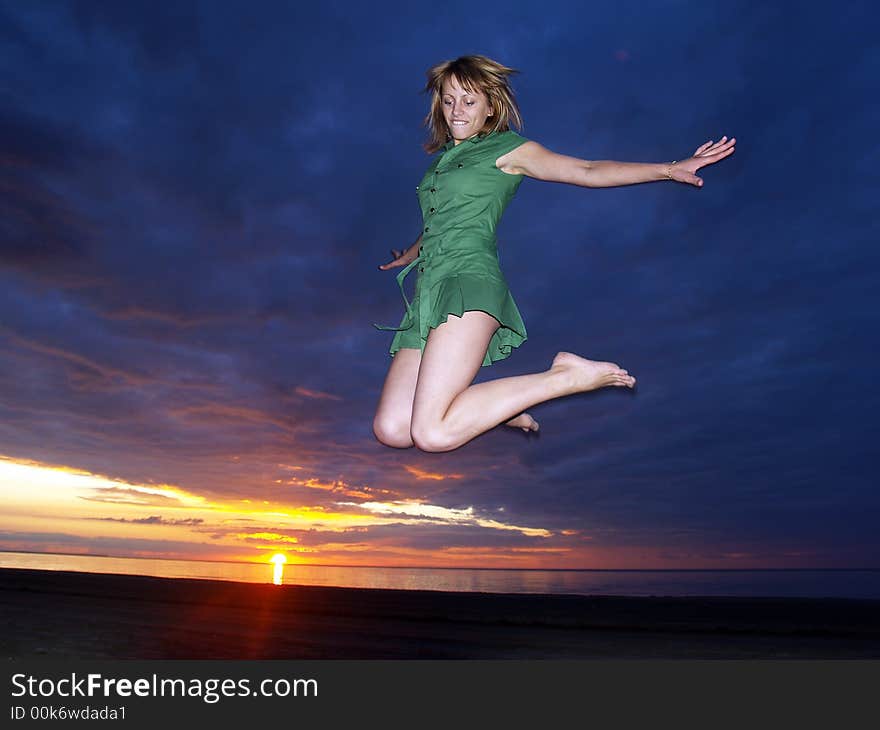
[
  {"left": 505, "top": 412, "right": 540, "bottom": 434},
  {"left": 549, "top": 351, "right": 636, "bottom": 395}
]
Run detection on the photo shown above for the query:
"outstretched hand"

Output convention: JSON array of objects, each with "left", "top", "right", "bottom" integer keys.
[
  {"left": 669, "top": 135, "right": 736, "bottom": 187},
  {"left": 378, "top": 247, "right": 415, "bottom": 271}
]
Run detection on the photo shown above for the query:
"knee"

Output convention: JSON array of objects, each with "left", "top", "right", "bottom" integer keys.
[
  {"left": 372, "top": 415, "right": 413, "bottom": 449},
  {"left": 410, "top": 421, "right": 455, "bottom": 453}
]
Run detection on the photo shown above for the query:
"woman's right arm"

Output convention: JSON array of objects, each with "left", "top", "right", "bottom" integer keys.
[{"left": 378, "top": 233, "right": 422, "bottom": 271}]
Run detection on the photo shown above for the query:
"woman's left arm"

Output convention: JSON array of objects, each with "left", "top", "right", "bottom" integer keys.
[{"left": 500, "top": 136, "right": 736, "bottom": 188}]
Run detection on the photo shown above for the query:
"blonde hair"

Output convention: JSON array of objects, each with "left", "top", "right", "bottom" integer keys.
[{"left": 422, "top": 55, "right": 524, "bottom": 154}]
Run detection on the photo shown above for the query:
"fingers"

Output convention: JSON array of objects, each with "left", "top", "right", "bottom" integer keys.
[
  {"left": 707, "top": 137, "right": 736, "bottom": 154},
  {"left": 378, "top": 249, "right": 406, "bottom": 270},
  {"left": 694, "top": 135, "right": 736, "bottom": 157},
  {"left": 699, "top": 144, "right": 736, "bottom": 168},
  {"left": 707, "top": 136, "right": 735, "bottom": 153}
]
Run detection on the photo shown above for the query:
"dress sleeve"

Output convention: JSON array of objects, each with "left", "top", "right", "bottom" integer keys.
[{"left": 498, "top": 130, "right": 529, "bottom": 155}]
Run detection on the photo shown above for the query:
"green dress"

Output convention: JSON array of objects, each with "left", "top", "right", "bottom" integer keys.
[{"left": 374, "top": 129, "right": 529, "bottom": 367}]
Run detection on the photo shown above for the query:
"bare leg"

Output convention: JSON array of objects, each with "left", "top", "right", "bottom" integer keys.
[
  {"left": 373, "top": 348, "right": 422, "bottom": 448},
  {"left": 372, "top": 343, "right": 539, "bottom": 448},
  {"left": 410, "top": 311, "right": 635, "bottom": 453}
]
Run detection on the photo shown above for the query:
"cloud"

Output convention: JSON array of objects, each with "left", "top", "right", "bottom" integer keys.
[
  {"left": 336, "top": 500, "right": 551, "bottom": 538},
  {"left": 0, "top": 529, "right": 224, "bottom": 560},
  {"left": 76, "top": 484, "right": 204, "bottom": 508},
  {"left": 88, "top": 515, "right": 205, "bottom": 526},
  {"left": 278, "top": 474, "right": 394, "bottom": 502},
  {"left": 403, "top": 465, "right": 464, "bottom": 481},
  {"left": 294, "top": 386, "right": 343, "bottom": 402}
]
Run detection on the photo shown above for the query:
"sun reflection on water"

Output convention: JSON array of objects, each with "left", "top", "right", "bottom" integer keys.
[{"left": 270, "top": 553, "right": 287, "bottom": 585}]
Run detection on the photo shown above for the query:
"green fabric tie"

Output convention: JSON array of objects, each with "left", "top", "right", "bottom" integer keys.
[{"left": 373, "top": 255, "right": 421, "bottom": 332}]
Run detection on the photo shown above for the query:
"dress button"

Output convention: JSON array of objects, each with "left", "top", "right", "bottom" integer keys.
[
  {"left": 424, "top": 227, "right": 429, "bottom": 232},
  {"left": 430, "top": 188, "right": 436, "bottom": 193},
  {"left": 419, "top": 266, "right": 424, "bottom": 272},
  {"left": 429, "top": 207, "right": 435, "bottom": 213},
  {"left": 419, "top": 246, "right": 423, "bottom": 253},
  {"left": 457, "top": 163, "right": 463, "bottom": 168}
]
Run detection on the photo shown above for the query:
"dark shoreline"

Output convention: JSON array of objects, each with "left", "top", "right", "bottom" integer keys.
[{"left": 2, "top": 567, "right": 879, "bottom": 659}]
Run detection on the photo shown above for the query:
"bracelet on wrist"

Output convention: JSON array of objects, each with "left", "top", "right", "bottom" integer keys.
[{"left": 665, "top": 160, "right": 677, "bottom": 180}]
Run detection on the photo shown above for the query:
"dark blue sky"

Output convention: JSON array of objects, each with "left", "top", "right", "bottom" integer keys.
[{"left": 1, "top": 0, "right": 877, "bottom": 568}]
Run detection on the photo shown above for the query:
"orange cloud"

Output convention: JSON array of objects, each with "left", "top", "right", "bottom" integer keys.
[
  {"left": 283, "top": 475, "right": 395, "bottom": 501},
  {"left": 98, "top": 306, "right": 239, "bottom": 327},
  {"left": 79, "top": 487, "right": 188, "bottom": 506},
  {"left": 404, "top": 465, "right": 464, "bottom": 481},
  {"left": 168, "top": 403, "right": 301, "bottom": 433},
  {"left": 89, "top": 515, "right": 205, "bottom": 526},
  {"left": 0, "top": 326, "right": 153, "bottom": 387},
  {"left": 235, "top": 532, "right": 300, "bottom": 545},
  {"left": 294, "top": 386, "right": 343, "bottom": 401}
]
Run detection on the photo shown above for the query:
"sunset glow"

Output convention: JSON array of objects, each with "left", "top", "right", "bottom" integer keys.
[{"left": 0, "top": 454, "right": 614, "bottom": 569}]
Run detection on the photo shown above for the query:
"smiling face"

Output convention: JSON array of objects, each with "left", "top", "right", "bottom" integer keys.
[{"left": 441, "top": 75, "right": 493, "bottom": 145}]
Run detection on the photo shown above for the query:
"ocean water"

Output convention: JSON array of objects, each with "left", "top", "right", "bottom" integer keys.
[{"left": 1, "top": 551, "right": 878, "bottom": 599}]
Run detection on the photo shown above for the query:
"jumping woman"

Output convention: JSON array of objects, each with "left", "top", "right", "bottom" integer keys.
[{"left": 373, "top": 54, "right": 735, "bottom": 453}]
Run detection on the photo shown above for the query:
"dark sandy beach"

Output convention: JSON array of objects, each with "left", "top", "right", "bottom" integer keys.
[{"left": 2, "top": 568, "right": 879, "bottom": 659}]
